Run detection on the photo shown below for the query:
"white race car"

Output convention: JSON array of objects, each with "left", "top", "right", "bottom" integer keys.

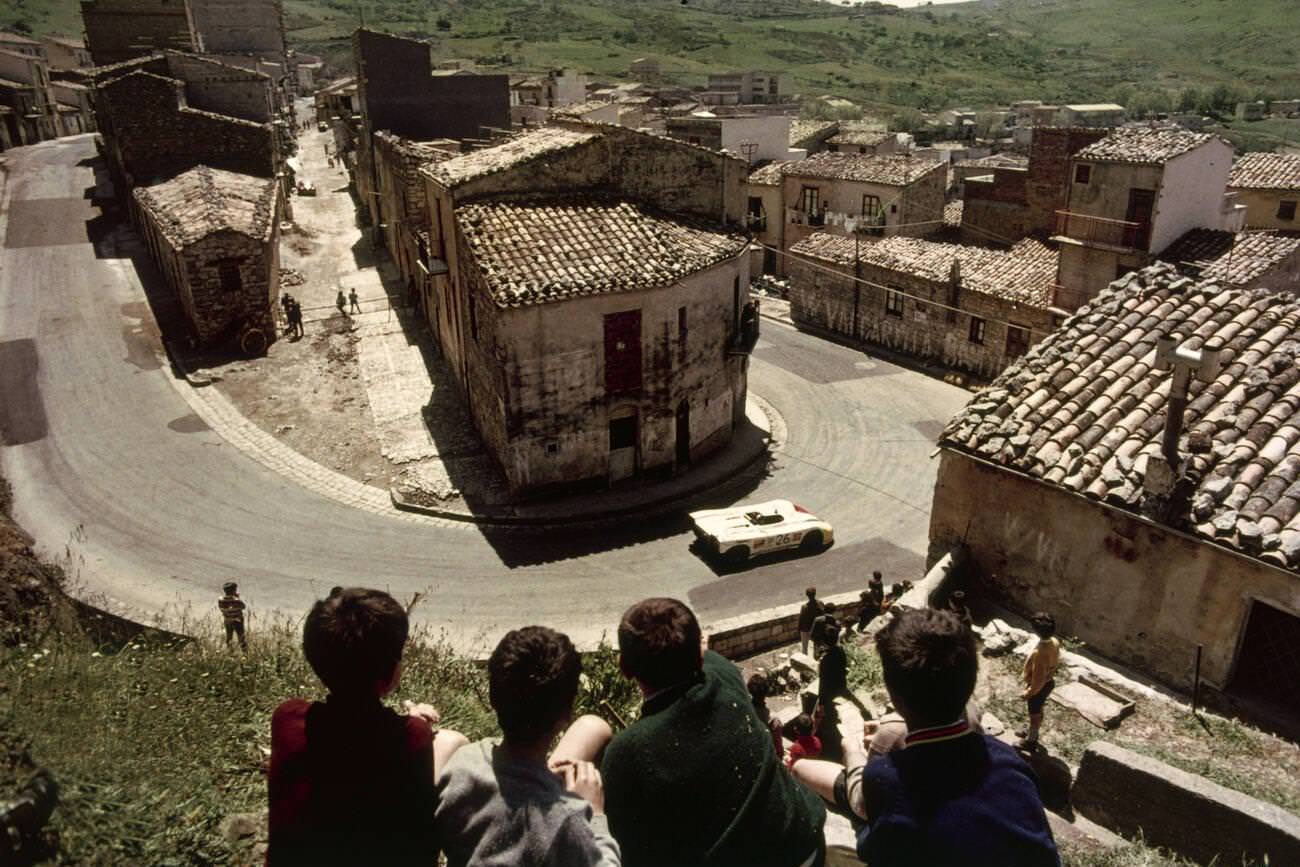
[{"left": 689, "top": 499, "right": 834, "bottom": 564}]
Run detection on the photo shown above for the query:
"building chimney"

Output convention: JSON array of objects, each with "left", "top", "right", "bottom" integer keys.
[{"left": 1152, "top": 334, "right": 1222, "bottom": 469}]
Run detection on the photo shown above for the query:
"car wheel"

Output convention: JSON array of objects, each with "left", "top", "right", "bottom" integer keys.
[
  {"left": 726, "top": 545, "right": 750, "bottom": 565},
  {"left": 800, "top": 531, "right": 824, "bottom": 553}
]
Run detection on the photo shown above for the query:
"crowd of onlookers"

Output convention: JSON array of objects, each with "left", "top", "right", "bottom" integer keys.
[{"left": 263, "top": 583, "right": 1064, "bottom": 866}]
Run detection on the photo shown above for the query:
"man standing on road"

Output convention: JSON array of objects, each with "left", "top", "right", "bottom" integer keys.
[
  {"left": 348, "top": 288, "right": 361, "bottom": 314},
  {"left": 219, "top": 582, "right": 248, "bottom": 651},
  {"left": 286, "top": 299, "right": 304, "bottom": 338},
  {"left": 336, "top": 290, "right": 348, "bottom": 316}
]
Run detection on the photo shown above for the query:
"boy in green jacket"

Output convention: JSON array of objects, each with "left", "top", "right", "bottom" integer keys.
[{"left": 602, "top": 597, "right": 826, "bottom": 867}]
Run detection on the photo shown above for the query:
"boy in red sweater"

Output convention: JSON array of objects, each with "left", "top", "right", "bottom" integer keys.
[{"left": 267, "top": 587, "right": 467, "bottom": 865}]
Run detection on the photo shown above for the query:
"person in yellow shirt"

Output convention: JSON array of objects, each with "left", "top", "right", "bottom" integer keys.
[{"left": 1016, "top": 613, "right": 1060, "bottom": 750}]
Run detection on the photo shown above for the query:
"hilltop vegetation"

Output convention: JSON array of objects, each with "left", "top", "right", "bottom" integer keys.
[{"left": 4, "top": 0, "right": 1297, "bottom": 115}]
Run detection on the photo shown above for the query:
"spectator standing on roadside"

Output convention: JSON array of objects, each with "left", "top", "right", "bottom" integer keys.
[
  {"left": 810, "top": 602, "right": 839, "bottom": 658},
  {"left": 336, "top": 289, "right": 347, "bottom": 316},
  {"left": 348, "top": 288, "right": 361, "bottom": 314},
  {"left": 797, "top": 587, "right": 824, "bottom": 656},
  {"left": 286, "top": 299, "right": 304, "bottom": 338},
  {"left": 218, "top": 582, "right": 247, "bottom": 651}
]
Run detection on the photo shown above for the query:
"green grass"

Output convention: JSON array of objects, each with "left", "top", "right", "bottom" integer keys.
[
  {"left": 0, "top": 621, "right": 642, "bottom": 865},
  {"left": 7, "top": 0, "right": 1299, "bottom": 119},
  {"left": 1209, "top": 116, "right": 1300, "bottom": 153}
]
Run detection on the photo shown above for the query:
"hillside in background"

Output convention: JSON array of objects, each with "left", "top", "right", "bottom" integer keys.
[{"left": 5, "top": 0, "right": 1300, "bottom": 116}]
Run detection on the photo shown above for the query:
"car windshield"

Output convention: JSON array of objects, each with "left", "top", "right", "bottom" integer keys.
[{"left": 745, "top": 511, "right": 784, "bottom": 526}]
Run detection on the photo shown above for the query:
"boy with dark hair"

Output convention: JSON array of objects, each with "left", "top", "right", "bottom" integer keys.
[
  {"left": 797, "top": 587, "right": 823, "bottom": 655},
  {"left": 603, "top": 597, "right": 825, "bottom": 867},
  {"left": 747, "top": 672, "right": 783, "bottom": 758},
  {"left": 854, "top": 608, "right": 1058, "bottom": 867},
  {"left": 1017, "top": 612, "right": 1060, "bottom": 750},
  {"left": 218, "top": 582, "right": 247, "bottom": 650},
  {"left": 785, "top": 714, "right": 822, "bottom": 768},
  {"left": 435, "top": 626, "right": 619, "bottom": 866},
  {"left": 267, "top": 587, "right": 467, "bottom": 866}
]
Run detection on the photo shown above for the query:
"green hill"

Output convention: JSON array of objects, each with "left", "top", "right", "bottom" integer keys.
[{"left": 5, "top": 0, "right": 1299, "bottom": 114}]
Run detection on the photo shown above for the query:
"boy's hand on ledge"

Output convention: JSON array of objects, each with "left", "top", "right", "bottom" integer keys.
[
  {"left": 554, "top": 759, "right": 605, "bottom": 815},
  {"left": 403, "top": 701, "right": 442, "bottom": 726}
]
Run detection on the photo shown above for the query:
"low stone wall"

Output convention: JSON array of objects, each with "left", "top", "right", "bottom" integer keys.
[
  {"left": 1073, "top": 741, "right": 1300, "bottom": 867},
  {"left": 705, "top": 549, "right": 962, "bottom": 658}
]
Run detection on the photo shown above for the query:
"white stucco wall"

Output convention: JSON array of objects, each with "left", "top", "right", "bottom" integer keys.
[
  {"left": 1150, "top": 140, "right": 1235, "bottom": 254},
  {"left": 720, "top": 115, "right": 793, "bottom": 163}
]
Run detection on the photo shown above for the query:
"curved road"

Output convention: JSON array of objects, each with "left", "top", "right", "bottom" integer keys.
[{"left": 0, "top": 136, "right": 968, "bottom": 651}]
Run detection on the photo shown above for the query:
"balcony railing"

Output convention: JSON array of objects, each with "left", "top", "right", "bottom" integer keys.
[{"left": 1055, "top": 210, "right": 1147, "bottom": 251}]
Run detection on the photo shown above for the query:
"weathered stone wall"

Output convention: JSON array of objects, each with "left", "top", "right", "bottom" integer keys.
[
  {"left": 461, "top": 255, "right": 749, "bottom": 494},
  {"left": 1073, "top": 741, "right": 1300, "bottom": 867},
  {"left": 101, "top": 71, "right": 274, "bottom": 185},
  {"left": 81, "top": 0, "right": 196, "bottom": 67},
  {"left": 788, "top": 254, "right": 1053, "bottom": 381},
  {"left": 928, "top": 449, "right": 1300, "bottom": 692},
  {"left": 898, "top": 163, "right": 947, "bottom": 237},
  {"left": 1055, "top": 241, "right": 1146, "bottom": 310},
  {"left": 187, "top": 0, "right": 286, "bottom": 60},
  {"left": 353, "top": 29, "right": 509, "bottom": 142},
  {"left": 162, "top": 53, "right": 272, "bottom": 123},
  {"left": 961, "top": 167, "right": 1030, "bottom": 246},
  {"left": 1024, "top": 127, "right": 1110, "bottom": 236}
]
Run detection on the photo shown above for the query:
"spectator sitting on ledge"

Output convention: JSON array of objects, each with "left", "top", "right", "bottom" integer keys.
[{"left": 267, "top": 587, "right": 468, "bottom": 866}]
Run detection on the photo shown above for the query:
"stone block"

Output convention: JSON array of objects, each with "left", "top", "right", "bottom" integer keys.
[
  {"left": 1050, "top": 678, "right": 1134, "bottom": 730},
  {"left": 789, "top": 651, "right": 817, "bottom": 677},
  {"left": 1073, "top": 741, "right": 1300, "bottom": 867}
]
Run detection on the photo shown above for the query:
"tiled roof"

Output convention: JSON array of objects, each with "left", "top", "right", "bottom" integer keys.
[
  {"left": 1159, "top": 229, "right": 1300, "bottom": 289},
  {"left": 430, "top": 127, "right": 600, "bottom": 187},
  {"left": 790, "top": 233, "right": 1058, "bottom": 307},
  {"left": 133, "top": 165, "right": 277, "bottom": 248},
  {"left": 1075, "top": 128, "right": 1219, "bottom": 164},
  {"left": 783, "top": 152, "right": 943, "bottom": 186},
  {"left": 457, "top": 197, "right": 747, "bottom": 308},
  {"left": 747, "top": 160, "right": 790, "bottom": 186},
  {"left": 955, "top": 154, "right": 1028, "bottom": 170},
  {"left": 553, "top": 100, "right": 615, "bottom": 118},
  {"left": 1229, "top": 152, "right": 1300, "bottom": 191},
  {"left": 939, "top": 262, "right": 1300, "bottom": 570},
  {"left": 789, "top": 119, "right": 837, "bottom": 148},
  {"left": 829, "top": 127, "right": 892, "bottom": 148}
]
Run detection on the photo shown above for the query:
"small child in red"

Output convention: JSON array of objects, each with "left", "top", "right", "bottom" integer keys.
[{"left": 785, "top": 713, "right": 823, "bottom": 768}]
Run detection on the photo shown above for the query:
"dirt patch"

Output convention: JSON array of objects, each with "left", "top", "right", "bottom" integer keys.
[{"left": 209, "top": 315, "right": 391, "bottom": 488}]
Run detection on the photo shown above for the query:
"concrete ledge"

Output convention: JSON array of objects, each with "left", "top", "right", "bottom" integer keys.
[{"left": 1073, "top": 740, "right": 1300, "bottom": 867}]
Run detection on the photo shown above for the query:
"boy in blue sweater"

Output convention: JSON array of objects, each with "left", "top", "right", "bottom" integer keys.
[{"left": 855, "top": 607, "right": 1059, "bottom": 867}]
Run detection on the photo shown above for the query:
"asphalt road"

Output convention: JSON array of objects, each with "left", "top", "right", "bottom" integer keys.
[{"left": 0, "top": 136, "right": 969, "bottom": 652}]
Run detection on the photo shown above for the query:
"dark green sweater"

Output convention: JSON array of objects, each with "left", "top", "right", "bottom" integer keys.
[{"left": 602, "top": 651, "right": 826, "bottom": 867}]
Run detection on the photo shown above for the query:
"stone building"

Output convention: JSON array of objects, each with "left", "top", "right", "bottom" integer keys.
[
  {"left": 0, "top": 31, "right": 44, "bottom": 59},
  {"left": 788, "top": 232, "right": 1058, "bottom": 380},
  {"left": 353, "top": 29, "right": 509, "bottom": 144},
  {"left": 133, "top": 165, "right": 281, "bottom": 349},
  {"left": 788, "top": 120, "right": 838, "bottom": 156},
  {"left": 1053, "top": 128, "right": 1244, "bottom": 309},
  {"left": 0, "top": 48, "right": 55, "bottom": 145},
  {"left": 960, "top": 127, "right": 1108, "bottom": 248},
  {"left": 1227, "top": 153, "right": 1300, "bottom": 231},
  {"left": 665, "top": 114, "right": 797, "bottom": 165},
  {"left": 418, "top": 124, "right": 753, "bottom": 494},
  {"left": 825, "top": 123, "right": 896, "bottom": 156},
  {"left": 705, "top": 71, "right": 792, "bottom": 105},
  {"left": 746, "top": 152, "right": 946, "bottom": 275},
  {"left": 80, "top": 0, "right": 198, "bottom": 67},
  {"left": 43, "top": 36, "right": 93, "bottom": 71},
  {"left": 1056, "top": 103, "right": 1126, "bottom": 128},
  {"left": 932, "top": 263, "right": 1300, "bottom": 727},
  {"left": 93, "top": 52, "right": 280, "bottom": 189}
]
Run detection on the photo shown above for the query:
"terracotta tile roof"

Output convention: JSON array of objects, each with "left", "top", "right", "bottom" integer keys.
[
  {"left": 955, "top": 153, "right": 1028, "bottom": 170},
  {"left": 747, "top": 160, "right": 790, "bottom": 186},
  {"left": 457, "top": 197, "right": 747, "bottom": 308},
  {"left": 133, "top": 165, "right": 278, "bottom": 248},
  {"left": 789, "top": 233, "right": 1058, "bottom": 307},
  {"left": 553, "top": 99, "right": 615, "bottom": 118},
  {"left": 1160, "top": 229, "right": 1300, "bottom": 288},
  {"left": 789, "top": 119, "right": 837, "bottom": 148},
  {"left": 783, "top": 152, "right": 944, "bottom": 186},
  {"left": 939, "top": 262, "right": 1300, "bottom": 570},
  {"left": 1075, "top": 127, "right": 1219, "bottom": 165},
  {"left": 430, "top": 127, "right": 600, "bottom": 187},
  {"left": 1229, "top": 152, "right": 1300, "bottom": 191}
]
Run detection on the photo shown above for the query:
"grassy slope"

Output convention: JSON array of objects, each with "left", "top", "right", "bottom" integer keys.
[{"left": 7, "top": 0, "right": 1298, "bottom": 114}]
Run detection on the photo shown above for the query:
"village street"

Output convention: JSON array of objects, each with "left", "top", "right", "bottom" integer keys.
[{"left": 0, "top": 135, "right": 968, "bottom": 652}]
